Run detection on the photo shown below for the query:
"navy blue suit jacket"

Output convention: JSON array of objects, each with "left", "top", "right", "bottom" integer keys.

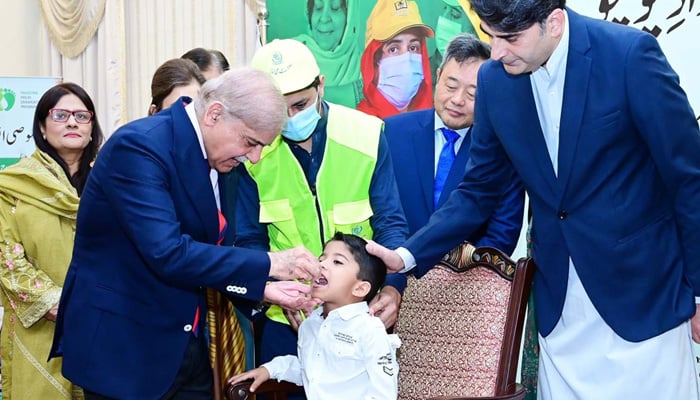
[
  {"left": 403, "top": 10, "right": 700, "bottom": 341},
  {"left": 384, "top": 108, "right": 524, "bottom": 278},
  {"left": 50, "top": 101, "right": 270, "bottom": 399}
]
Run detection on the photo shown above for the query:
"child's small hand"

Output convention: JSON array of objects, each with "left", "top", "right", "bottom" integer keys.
[
  {"left": 284, "top": 309, "right": 305, "bottom": 333},
  {"left": 284, "top": 296, "right": 324, "bottom": 332},
  {"left": 228, "top": 367, "right": 271, "bottom": 392}
]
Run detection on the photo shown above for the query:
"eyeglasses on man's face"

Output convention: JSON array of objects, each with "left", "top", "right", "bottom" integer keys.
[{"left": 48, "top": 108, "right": 94, "bottom": 124}]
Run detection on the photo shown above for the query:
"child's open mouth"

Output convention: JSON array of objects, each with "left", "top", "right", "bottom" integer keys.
[{"left": 313, "top": 274, "right": 328, "bottom": 287}]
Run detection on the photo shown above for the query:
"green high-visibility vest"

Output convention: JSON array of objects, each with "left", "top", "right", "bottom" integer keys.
[{"left": 245, "top": 103, "right": 383, "bottom": 324}]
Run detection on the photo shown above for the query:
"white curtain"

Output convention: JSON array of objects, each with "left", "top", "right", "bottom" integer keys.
[
  {"left": 39, "top": 0, "right": 107, "bottom": 58},
  {"left": 39, "top": 0, "right": 263, "bottom": 137}
]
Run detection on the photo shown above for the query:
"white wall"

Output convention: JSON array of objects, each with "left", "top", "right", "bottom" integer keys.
[
  {"left": 0, "top": 0, "right": 50, "bottom": 77},
  {"left": 568, "top": 0, "right": 700, "bottom": 118}
]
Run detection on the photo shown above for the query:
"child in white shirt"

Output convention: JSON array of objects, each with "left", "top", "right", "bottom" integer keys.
[{"left": 229, "top": 232, "right": 401, "bottom": 400}]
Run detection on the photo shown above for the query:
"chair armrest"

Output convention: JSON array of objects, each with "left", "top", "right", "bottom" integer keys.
[
  {"left": 428, "top": 384, "right": 527, "bottom": 400},
  {"left": 225, "top": 379, "right": 304, "bottom": 400}
]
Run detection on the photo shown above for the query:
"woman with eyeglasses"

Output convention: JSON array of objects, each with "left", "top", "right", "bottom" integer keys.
[{"left": 0, "top": 82, "right": 103, "bottom": 399}]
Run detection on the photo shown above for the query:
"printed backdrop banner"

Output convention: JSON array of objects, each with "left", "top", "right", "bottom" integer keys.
[
  {"left": 570, "top": 0, "right": 700, "bottom": 120},
  {"left": 266, "top": 0, "right": 697, "bottom": 120},
  {"left": 266, "top": 0, "right": 481, "bottom": 111},
  {"left": 0, "top": 76, "right": 61, "bottom": 170}
]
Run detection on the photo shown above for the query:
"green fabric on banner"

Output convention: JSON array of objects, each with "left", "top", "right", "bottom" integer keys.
[
  {"left": 522, "top": 291, "right": 539, "bottom": 400},
  {"left": 521, "top": 223, "right": 539, "bottom": 400},
  {"left": 0, "top": 158, "right": 20, "bottom": 171},
  {"left": 268, "top": 0, "right": 368, "bottom": 108}
]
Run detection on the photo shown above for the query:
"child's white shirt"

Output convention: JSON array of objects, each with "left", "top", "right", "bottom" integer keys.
[{"left": 263, "top": 301, "right": 401, "bottom": 400}]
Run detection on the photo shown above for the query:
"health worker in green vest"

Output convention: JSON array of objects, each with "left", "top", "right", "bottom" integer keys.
[{"left": 236, "top": 38, "right": 409, "bottom": 373}]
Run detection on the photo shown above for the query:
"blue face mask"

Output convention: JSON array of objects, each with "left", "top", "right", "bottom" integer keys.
[
  {"left": 282, "top": 96, "right": 321, "bottom": 142},
  {"left": 435, "top": 16, "right": 463, "bottom": 56},
  {"left": 377, "top": 52, "right": 424, "bottom": 110}
]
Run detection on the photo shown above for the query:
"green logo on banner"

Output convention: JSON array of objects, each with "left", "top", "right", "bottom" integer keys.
[{"left": 0, "top": 88, "right": 16, "bottom": 111}]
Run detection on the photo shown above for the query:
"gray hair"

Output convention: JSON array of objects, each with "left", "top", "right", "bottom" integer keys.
[
  {"left": 439, "top": 33, "right": 491, "bottom": 70},
  {"left": 195, "top": 67, "right": 287, "bottom": 135}
]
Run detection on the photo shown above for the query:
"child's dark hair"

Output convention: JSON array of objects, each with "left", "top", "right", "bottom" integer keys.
[{"left": 328, "top": 232, "right": 387, "bottom": 302}]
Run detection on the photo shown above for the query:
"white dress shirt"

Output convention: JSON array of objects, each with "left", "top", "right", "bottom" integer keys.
[
  {"left": 263, "top": 302, "right": 401, "bottom": 400},
  {"left": 433, "top": 111, "right": 469, "bottom": 174},
  {"left": 185, "top": 102, "right": 220, "bottom": 209}
]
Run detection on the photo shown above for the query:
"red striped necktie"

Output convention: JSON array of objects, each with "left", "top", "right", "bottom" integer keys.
[{"left": 191, "top": 209, "right": 228, "bottom": 337}]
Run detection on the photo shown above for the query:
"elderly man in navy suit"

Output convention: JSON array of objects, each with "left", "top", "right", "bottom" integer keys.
[
  {"left": 383, "top": 33, "right": 523, "bottom": 272},
  {"left": 50, "top": 67, "right": 321, "bottom": 400},
  {"left": 369, "top": 1, "right": 700, "bottom": 398}
]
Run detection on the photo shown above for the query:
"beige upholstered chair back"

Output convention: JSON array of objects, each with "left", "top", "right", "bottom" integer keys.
[{"left": 395, "top": 243, "right": 535, "bottom": 400}]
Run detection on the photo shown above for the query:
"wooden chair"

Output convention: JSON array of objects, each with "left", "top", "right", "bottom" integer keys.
[
  {"left": 395, "top": 243, "right": 535, "bottom": 400},
  {"left": 225, "top": 380, "right": 303, "bottom": 400}
]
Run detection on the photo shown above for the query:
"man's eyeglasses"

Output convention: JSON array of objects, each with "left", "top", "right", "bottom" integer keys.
[{"left": 48, "top": 108, "right": 94, "bottom": 124}]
